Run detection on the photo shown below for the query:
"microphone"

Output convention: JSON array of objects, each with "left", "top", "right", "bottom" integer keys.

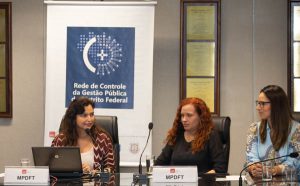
[
  {"left": 238, "top": 152, "right": 299, "bottom": 186},
  {"left": 85, "top": 128, "right": 96, "bottom": 144},
  {"left": 139, "top": 122, "right": 153, "bottom": 174},
  {"left": 133, "top": 122, "right": 153, "bottom": 183}
]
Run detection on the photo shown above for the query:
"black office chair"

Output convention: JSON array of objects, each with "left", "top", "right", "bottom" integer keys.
[
  {"left": 292, "top": 112, "right": 300, "bottom": 123},
  {"left": 94, "top": 115, "right": 120, "bottom": 173},
  {"left": 211, "top": 116, "right": 231, "bottom": 173}
]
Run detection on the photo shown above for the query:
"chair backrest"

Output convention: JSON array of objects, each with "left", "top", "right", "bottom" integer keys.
[
  {"left": 95, "top": 115, "right": 120, "bottom": 173},
  {"left": 292, "top": 112, "right": 300, "bottom": 123},
  {"left": 211, "top": 116, "right": 231, "bottom": 173}
]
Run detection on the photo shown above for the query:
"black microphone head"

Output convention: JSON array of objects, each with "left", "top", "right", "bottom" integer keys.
[
  {"left": 289, "top": 152, "right": 299, "bottom": 158},
  {"left": 85, "top": 128, "right": 96, "bottom": 144},
  {"left": 84, "top": 128, "right": 91, "bottom": 135},
  {"left": 148, "top": 122, "right": 153, "bottom": 130}
]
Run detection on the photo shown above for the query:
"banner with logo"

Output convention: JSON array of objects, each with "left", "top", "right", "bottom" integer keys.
[
  {"left": 66, "top": 27, "right": 135, "bottom": 109},
  {"left": 44, "top": 1, "right": 156, "bottom": 166}
]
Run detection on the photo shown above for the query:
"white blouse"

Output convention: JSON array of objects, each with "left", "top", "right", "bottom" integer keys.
[{"left": 81, "top": 147, "right": 94, "bottom": 170}]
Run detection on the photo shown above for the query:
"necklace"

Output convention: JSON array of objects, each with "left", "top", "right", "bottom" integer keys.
[{"left": 184, "top": 132, "right": 195, "bottom": 142}]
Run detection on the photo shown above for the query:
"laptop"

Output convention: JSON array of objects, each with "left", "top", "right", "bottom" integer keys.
[{"left": 32, "top": 147, "right": 83, "bottom": 177}]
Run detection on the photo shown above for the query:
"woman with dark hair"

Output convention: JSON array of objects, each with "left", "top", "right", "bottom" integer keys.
[
  {"left": 155, "top": 97, "right": 226, "bottom": 174},
  {"left": 51, "top": 97, "right": 115, "bottom": 174},
  {"left": 246, "top": 85, "right": 300, "bottom": 178}
]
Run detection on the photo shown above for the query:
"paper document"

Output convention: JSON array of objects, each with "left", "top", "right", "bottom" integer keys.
[{"left": 216, "top": 175, "right": 245, "bottom": 181}]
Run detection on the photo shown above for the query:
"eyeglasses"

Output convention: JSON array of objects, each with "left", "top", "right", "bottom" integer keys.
[{"left": 255, "top": 101, "right": 270, "bottom": 107}]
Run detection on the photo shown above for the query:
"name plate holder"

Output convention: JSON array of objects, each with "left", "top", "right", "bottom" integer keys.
[
  {"left": 4, "top": 166, "right": 49, "bottom": 185},
  {"left": 152, "top": 166, "right": 198, "bottom": 183}
]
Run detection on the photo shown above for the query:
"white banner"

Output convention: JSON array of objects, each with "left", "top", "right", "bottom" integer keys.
[{"left": 44, "top": 1, "right": 156, "bottom": 166}]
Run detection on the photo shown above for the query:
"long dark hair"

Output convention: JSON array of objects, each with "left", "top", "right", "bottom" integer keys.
[
  {"left": 259, "top": 85, "right": 293, "bottom": 150},
  {"left": 60, "top": 97, "right": 99, "bottom": 146},
  {"left": 166, "top": 97, "right": 214, "bottom": 153}
]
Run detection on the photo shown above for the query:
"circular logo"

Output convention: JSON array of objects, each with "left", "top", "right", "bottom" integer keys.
[{"left": 79, "top": 32, "right": 123, "bottom": 78}]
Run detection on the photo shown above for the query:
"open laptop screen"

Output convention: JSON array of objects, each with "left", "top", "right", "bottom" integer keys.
[{"left": 32, "top": 147, "right": 83, "bottom": 177}]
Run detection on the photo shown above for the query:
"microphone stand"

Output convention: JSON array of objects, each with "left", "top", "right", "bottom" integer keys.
[
  {"left": 133, "top": 122, "right": 153, "bottom": 184},
  {"left": 238, "top": 152, "right": 299, "bottom": 186}
]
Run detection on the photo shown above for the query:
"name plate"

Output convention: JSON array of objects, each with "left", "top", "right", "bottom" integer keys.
[
  {"left": 4, "top": 166, "right": 49, "bottom": 185},
  {"left": 152, "top": 166, "right": 198, "bottom": 182}
]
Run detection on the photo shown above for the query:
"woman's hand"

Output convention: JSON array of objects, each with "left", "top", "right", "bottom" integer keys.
[
  {"left": 206, "top": 169, "right": 216, "bottom": 174},
  {"left": 82, "top": 163, "right": 92, "bottom": 174},
  {"left": 272, "top": 165, "right": 282, "bottom": 176},
  {"left": 249, "top": 164, "right": 263, "bottom": 177}
]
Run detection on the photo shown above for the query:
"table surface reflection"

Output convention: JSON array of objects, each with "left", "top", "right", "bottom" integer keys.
[
  {"left": 0, "top": 173, "right": 299, "bottom": 186},
  {"left": 49, "top": 173, "right": 299, "bottom": 186},
  {"left": 51, "top": 173, "right": 234, "bottom": 186}
]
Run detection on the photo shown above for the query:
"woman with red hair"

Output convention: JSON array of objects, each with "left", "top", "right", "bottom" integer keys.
[{"left": 155, "top": 97, "right": 226, "bottom": 174}]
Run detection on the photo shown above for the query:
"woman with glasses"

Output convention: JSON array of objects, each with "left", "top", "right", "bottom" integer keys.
[
  {"left": 246, "top": 85, "right": 300, "bottom": 178},
  {"left": 51, "top": 97, "right": 115, "bottom": 174}
]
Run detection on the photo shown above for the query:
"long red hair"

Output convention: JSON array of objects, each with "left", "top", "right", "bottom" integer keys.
[{"left": 165, "top": 97, "right": 214, "bottom": 153}]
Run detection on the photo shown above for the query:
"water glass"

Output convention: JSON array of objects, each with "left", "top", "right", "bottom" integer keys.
[
  {"left": 146, "top": 155, "right": 155, "bottom": 173},
  {"left": 285, "top": 166, "right": 297, "bottom": 183},
  {"left": 261, "top": 161, "right": 272, "bottom": 181},
  {"left": 20, "top": 158, "right": 30, "bottom": 167}
]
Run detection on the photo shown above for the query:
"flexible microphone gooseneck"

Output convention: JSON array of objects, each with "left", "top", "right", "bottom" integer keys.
[
  {"left": 238, "top": 152, "right": 299, "bottom": 186},
  {"left": 133, "top": 122, "right": 153, "bottom": 183},
  {"left": 138, "top": 122, "right": 153, "bottom": 174},
  {"left": 84, "top": 128, "right": 96, "bottom": 144}
]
